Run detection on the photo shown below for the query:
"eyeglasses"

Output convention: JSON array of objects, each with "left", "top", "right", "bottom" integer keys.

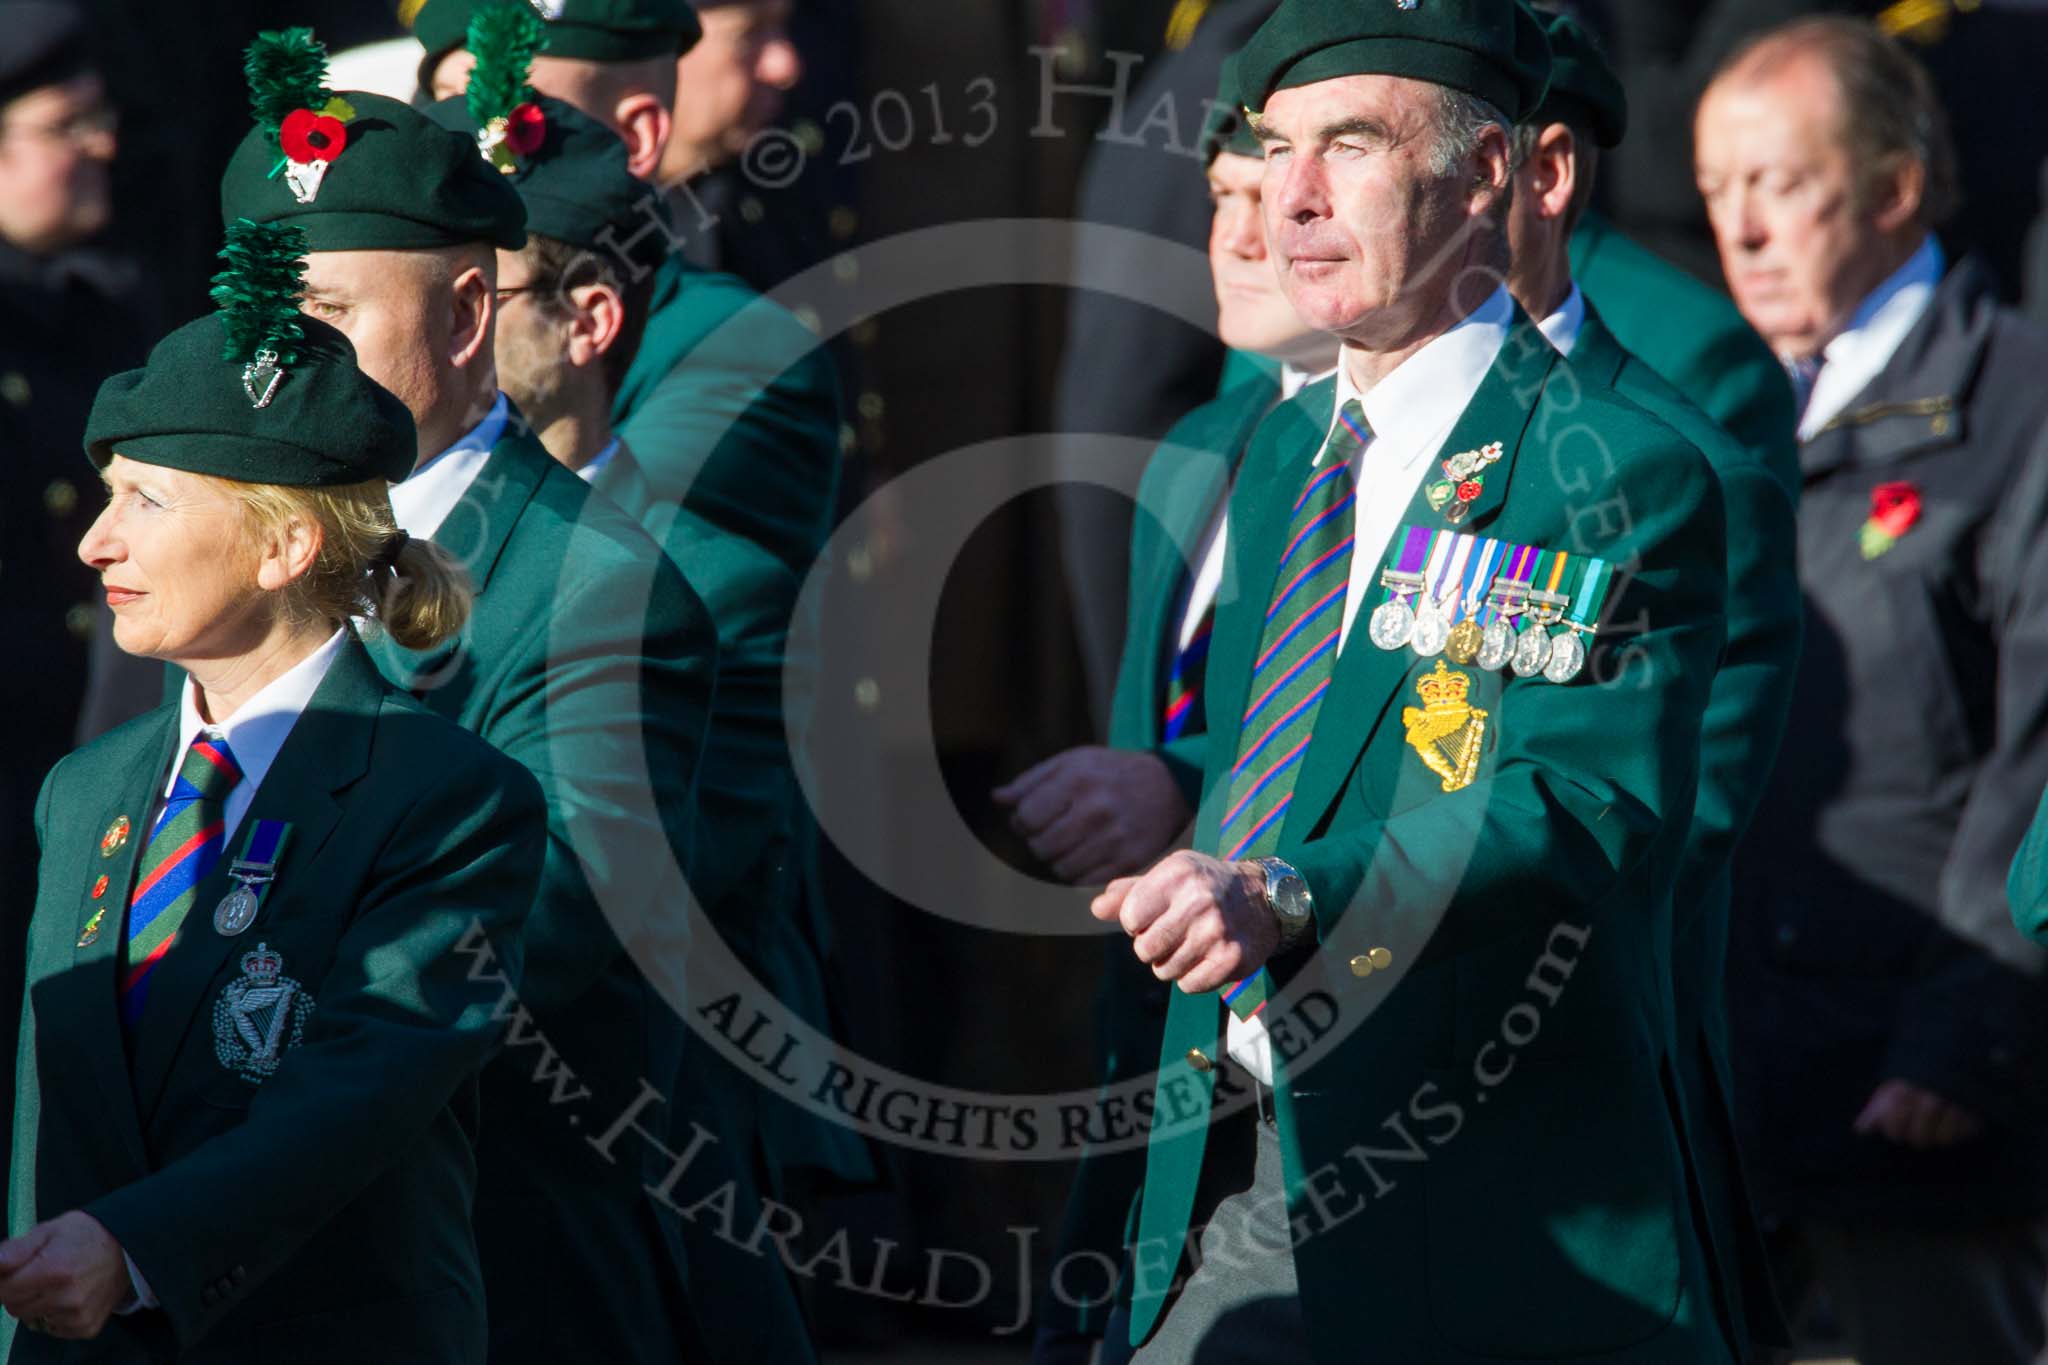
[{"left": 0, "top": 104, "right": 118, "bottom": 150}]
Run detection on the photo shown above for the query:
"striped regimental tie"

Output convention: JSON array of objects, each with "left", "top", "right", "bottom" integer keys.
[
  {"left": 1218, "top": 399, "right": 1368, "bottom": 1021},
  {"left": 120, "top": 735, "right": 243, "bottom": 1035}
]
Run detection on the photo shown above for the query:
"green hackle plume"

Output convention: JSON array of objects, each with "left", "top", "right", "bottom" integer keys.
[
  {"left": 210, "top": 219, "right": 310, "bottom": 366},
  {"left": 465, "top": 0, "right": 545, "bottom": 128},
  {"left": 244, "top": 28, "right": 334, "bottom": 145}
]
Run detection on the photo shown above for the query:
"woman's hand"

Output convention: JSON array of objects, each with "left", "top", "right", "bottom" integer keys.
[{"left": 0, "top": 1211, "right": 133, "bottom": 1340}]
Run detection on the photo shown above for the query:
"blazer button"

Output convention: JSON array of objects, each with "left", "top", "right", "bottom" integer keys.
[
  {"left": 1350, "top": 955, "right": 1375, "bottom": 977},
  {"left": 1186, "top": 1048, "right": 1213, "bottom": 1073},
  {"left": 1368, "top": 947, "right": 1392, "bottom": 970}
]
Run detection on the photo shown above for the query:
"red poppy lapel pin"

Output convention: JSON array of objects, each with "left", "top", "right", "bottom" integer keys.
[{"left": 1860, "top": 480, "right": 1923, "bottom": 560}]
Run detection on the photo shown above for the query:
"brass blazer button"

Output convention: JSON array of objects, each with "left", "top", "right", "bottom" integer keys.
[
  {"left": 1349, "top": 955, "right": 1375, "bottom": 977},
  {"left": 1186, "top": 1048, "right": 1213, "bottom": 1073},
  {"left": 1368, "top": 946, "right": 1393, "bottom": 970}
]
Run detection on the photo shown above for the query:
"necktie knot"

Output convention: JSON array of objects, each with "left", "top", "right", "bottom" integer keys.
[
  {"left": 1329, "top": 398, "right": 1371, "bottom": 461},
  {"left": 175, "top": 736, "right": 243, "bottom": 808}
]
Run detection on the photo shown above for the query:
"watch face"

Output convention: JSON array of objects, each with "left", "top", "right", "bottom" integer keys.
[{"left": 1272, "top": 872, "right": 1312, "bottom": 922}]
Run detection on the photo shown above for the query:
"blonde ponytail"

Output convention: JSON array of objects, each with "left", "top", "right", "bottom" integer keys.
[{"left": 367, "top": 533, "right": 473, "bottom": 650}]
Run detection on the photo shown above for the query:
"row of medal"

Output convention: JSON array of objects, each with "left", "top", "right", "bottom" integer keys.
[{"left": 1365, "top": 525, "right": 1614, "bottom": 685}]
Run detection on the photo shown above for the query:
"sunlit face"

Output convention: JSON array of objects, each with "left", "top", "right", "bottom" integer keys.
[
  {"left": 78, "top": 457, "right": 272, "bottom": 665},
  {"left": 1208, "top": 151, "right": 1320, "bottom": 362},
  {"left": 662, "top": 0, "right": 801, "bottom": 181},
  {"left": 0, "top": 73, "right": 115, "bottom": 255},
  {"left": 1695, "top": 58, "right": 1885, "bottom": 358},
  {"left": 1257, "top": 74, "right": 1498, "bottom": 348},
  {"left": 299, "top": 249, "right": 460, "bottom": 448}
]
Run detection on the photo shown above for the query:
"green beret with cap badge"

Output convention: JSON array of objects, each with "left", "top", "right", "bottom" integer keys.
[
  {"left": 218, "top": 27, "right": 527, "bottom": 252},
  {"left": 1236, "top": 0, "right": 1553, "bottom": 126},
  {"left": 412, "top": 0, "right": 702, "bottom": 97}
]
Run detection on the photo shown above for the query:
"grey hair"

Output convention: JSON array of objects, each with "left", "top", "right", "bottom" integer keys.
[{"left": 1429, "top": 88, "right": 1512, "bottom": 178}]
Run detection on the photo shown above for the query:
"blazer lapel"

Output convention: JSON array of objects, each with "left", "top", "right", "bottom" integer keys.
[
  {"left": 128, "top": 639, "right": 382, "bottom": 1122},
  {"left": 59, "top": 716, "right": 176, "bottom": 1174},
  {"left": 367, "top": 431, "right": 548, "bottom": 701},
  {"left": 1569, "top": 306, "right": 1632, "bottom": 390},
  {"left": 1133, "top": 387, "right": 1277, "bottom": 744},
  {"left": 1284, "top": 319, "right": 1560, "bottom": 839}
]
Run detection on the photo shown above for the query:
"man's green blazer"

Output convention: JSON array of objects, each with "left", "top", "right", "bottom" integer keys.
[
  {"left": 612, "top": 256, "right": 842, "bottom": 581},
  {"left": 364, "top": 425, "right": 719, "bottom": 1364},
  {"left": 1129, "top": 312, "right": 1733, "bottom": 1364},
  {"left": 1041, "top": 372, "right": 1279, "bottom": 1339},
  {"left": 8, "top": 637, "right": 543, "bottom": 1364},
  {"left": 1572, "top": 211, "right": 1798, "bottom": 488},
  {"left": 1569, "top": 303, "right": 1802, "bottom": 1353}
]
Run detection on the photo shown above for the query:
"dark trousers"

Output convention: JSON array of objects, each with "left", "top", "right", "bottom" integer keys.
[{"left": 1767, "top": 1215, "right": 2048, "bottom": 1365}]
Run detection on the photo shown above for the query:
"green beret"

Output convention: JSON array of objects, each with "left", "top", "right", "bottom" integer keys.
[
  {"left": 427, "top": 93, "right": 669, "bottom": 268},
  {"left": 86, "top": 317, "right": 416, "bottom": 486},
  {"left": 1237, "top": 0, "right": 1553, "bottom": 127},
  {"left": 220, "top": 90, "right": 527, "bottom": 252},
  {"left": 1202, "top": 51, "right": 1262, "bottom": 166},
  {"left": 1526, "top": 7, "right": 1625, "bottom": 148},
  {"left": 413, "top": 0, "right": 701, "bottom": 92}
]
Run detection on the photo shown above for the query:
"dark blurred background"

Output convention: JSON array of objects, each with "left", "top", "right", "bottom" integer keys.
[{"left": 6, "top": 0, "right": 2048, "bottom": 1359}]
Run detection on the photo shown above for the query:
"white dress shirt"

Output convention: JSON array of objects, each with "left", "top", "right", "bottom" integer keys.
[
  {"left": 576, "top": 437, "right": 622, "bottom": 485},
  {"left": 1536, "top": 283, "right": 1586, "bottom": 357},
  {"left": 1796, "top": 235, "right": 1944, "bottom": 441},
  {"left": 122, "top": 626, "right": 348, "bottom": 1308},
  {"left": 1228, "top": 286, "right": 1513, "bottom": 1084},
  {"left": 388, "top": 393, "right": 510, "bottom": 538}
]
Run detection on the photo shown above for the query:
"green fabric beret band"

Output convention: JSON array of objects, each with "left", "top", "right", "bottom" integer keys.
[
  {"left": 220, "top": 91, "right": 528, "bottom": 252},
  {"left": 85, "top": 314, "right": 418, "bottom": 486},
  {"left": 1237, "top": 0, "right": 1553, "bottom": 126}
]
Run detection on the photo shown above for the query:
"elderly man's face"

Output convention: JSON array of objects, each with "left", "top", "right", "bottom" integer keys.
[
  {"left": 1257, "top": 74, "right": 1497, "bottom": 348},
  {"left": 1695, "top": 57, "right": 1881, "bottom": 358},
  {"left": 0, "top": 72, "right": 115, "bottom": 255}
]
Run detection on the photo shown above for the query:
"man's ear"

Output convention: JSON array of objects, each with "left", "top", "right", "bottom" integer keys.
[
  {"left": 1871, "top": 153, "right": 1927, "bottom": 235},
  {"left": 565, "top": 279, "right": 626, "bottom": 369},
  {"left": 1471, "top": 120, "right": 1516, "bottom": 212},
  {"left": 1525, "top": 123, "right": 1578, "bottom": 223},
  {"left": 613, "top": 92, "right": 673, "bottom": 181},
  {"left": 448, "top": 263, "right": 495, "bottom": 372}
]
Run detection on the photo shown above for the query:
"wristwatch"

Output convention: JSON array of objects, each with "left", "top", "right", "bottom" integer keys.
[{"left": 1254, "top": 857, "right": 1315, "bottom": 951}]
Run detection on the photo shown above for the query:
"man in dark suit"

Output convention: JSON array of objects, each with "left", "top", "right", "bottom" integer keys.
[
  {"left": 216, "top": 28, "right": 720, "bottom": 1362},
  {"left": 1502, "top": 10, "right": 1802, "bottom": 1356},
  {"left": 1700, "top": 19, "right": 2048, "bottom": 1363}
]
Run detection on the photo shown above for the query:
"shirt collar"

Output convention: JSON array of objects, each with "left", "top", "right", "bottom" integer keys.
[
  {"left": 577, "top": 436, "right": 622, "bottom": 485},
  {"left": 1321, "top": 283, "right": 1512, "bottom": 466},
  {"left": 1281, "top": 361, "right": 1336, "bottom": 402},
  {"left": 174, "top": 628, "right": 348, "bottom": 801},
  {"left": 387, "top": 392, "right": 509, "bottom": 539},
  {"left": 1536, "top": 283, "right": 1586, "bottom": 356},
  {"left": 1820, "top": 234, "right": 1945, "bottom": 373}
]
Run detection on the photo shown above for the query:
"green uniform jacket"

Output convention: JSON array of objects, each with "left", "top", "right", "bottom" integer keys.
[
  {"left": 1572, "top": 211, "right": 1799, "bottom": 484},
  {"left": 1041, "top": 373, "right": 1279, "bottom": 1339},
  {"left": 7, "top": 637, "right": 543, "bottom": 1364},
  {"left": 608, "top": 260, "right": 859, "bottom": 1183},
  {"left": 1130, "top": 313, "right": 1733, "bottom": 1364},
  {"left": 596, "top": 443, "right": 839, "bottom": 1365},
  {"left": 1570, "top": 304, "right": 1802, "bottom": 1353},
  {"left": 365, "top": 426, "right": 719, "bottom": 1364}
]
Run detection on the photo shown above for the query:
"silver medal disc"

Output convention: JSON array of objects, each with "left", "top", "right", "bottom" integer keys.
[
  {"left": 214, "top": 886, "right": 260, "bottom": 936},
  {"left": 1510, "top": 623, "right": 1552, "bottom": 678},
  {"left": 1477, "top": 618, "right": 1515, "bottom": 671},
  {"left": 1543, "top": 630, "right": 1588, "bottom": 684},
  {"left": 1368, "top": 598, "right": 1415, "bottom": 651},
  {"left": 1410, "top": 600, "right": 1450, "bottom": 657}
]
